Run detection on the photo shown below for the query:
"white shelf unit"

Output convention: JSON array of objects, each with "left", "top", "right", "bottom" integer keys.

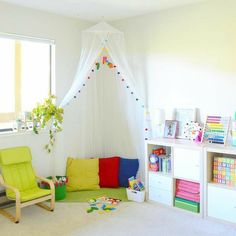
[
  {"left": 204, "top": 146, "right": 236, "bottom": 223},
  {"left": 145, "top": 140, "right": 173, "bottom": 206},
  {"left": 145, "top": 138, "right": 204, "bottom": 216}
]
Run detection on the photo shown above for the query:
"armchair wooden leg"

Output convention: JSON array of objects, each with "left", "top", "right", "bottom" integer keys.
[
  {"left": 0, "top": 197, "right": 21, "bottom": 223},
  {"left": 36, "top": 195, "right": 55, "bottom": 212},
  {"left": 0, "top": 208, "right": 18, "bottom": 223},
  {"left": 50, "top": 194, "right": 55, "bottom": 211},
  {"left": 15, "top": 197, "right": 21, "bottom": 223}
]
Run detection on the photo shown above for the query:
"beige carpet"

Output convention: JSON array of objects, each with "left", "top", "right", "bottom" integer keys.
[{"left": 0, "top": 202, "right": 236, "bottom": 236}]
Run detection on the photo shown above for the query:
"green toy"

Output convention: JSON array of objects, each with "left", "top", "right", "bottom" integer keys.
[{"left": 86, "top": 196, "right": 119, "bottom": 213}]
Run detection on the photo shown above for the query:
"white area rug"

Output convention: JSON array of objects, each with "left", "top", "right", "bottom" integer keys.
[{"left": 0, "top": 202, "right": 236, "bottom": 236}]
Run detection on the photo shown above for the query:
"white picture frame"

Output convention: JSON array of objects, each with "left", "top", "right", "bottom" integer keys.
[
  {"left": 163, "top": 120, "right": 178, "bottom": 139},
  {"left": 174, "top": 108, "right": 197, "bottom": 139}
]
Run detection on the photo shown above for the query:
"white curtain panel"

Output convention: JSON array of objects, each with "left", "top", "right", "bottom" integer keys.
[{"left": 58, "top": 22, "right": 146, "bottom": 177}]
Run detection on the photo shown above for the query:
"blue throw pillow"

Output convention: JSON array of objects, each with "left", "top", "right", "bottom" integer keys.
[{"left": 119, "top": 158, "right": 139, "bottom": 187}]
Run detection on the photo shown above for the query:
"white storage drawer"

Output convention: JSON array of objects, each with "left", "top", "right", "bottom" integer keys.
[
  {"left": 208, "top": 185, "right": 236, "bottom": 223},
  {"left": 173, "top": 148, "right": 200, "bottom": 181},
  {"left": 149, "top": 172, "right": 172, "bottom": 191},
  {"left": 149, "top": 187, "right": 172, "bottom": 206}
]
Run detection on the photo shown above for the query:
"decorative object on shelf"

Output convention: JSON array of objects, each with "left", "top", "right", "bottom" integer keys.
[
  {"left": 174, "top": 108, "right": 196, "bottom": 139},
  {"left": 148, "top": 148, "right": 171, "bottom": 173},
  {"left": 149, "top": 108, "right": 165, "bottom": 138},
  {"left": 164, "top": 120, "right": 178, "bottom": 139},
  {"left": 201, "top": 115, "right": 230, "bottom": 145},
  {"left": 149, "top": 154, "right": 159, "bottom": 172},
  {"left": 31, "top": 95, "right": 64, "bottom": 153},
  {"left": 15, "top": 111, "right": 33, "bottom": 132},
  {"left": 183, "top": 121, "right": 203, "bottom": 142},
  {"left": 15, "top": 118, "right": 24, "bottom": 132},
  {"left": 213, "top": 157, "right": 236, "bottom": 186},
  {"left": 153, "top": 147, "right": 166, "bottom": 156}
]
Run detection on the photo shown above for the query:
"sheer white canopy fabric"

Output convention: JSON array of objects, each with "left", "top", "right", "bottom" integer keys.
[
  {"left": 58, "top": 22, "right": 146, "bottom": 177},
  {"left": 60, "top": 21, "right": 140, "bottom": 107}
]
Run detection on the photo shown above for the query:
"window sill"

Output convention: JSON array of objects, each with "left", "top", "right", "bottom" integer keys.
[{"left": 0, "top": 129, "right": 48, "bottom": 138}]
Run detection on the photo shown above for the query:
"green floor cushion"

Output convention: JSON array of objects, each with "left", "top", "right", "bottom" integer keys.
[
  {"left": 66, "top": 157, "right": 100, "bottom": 191},
  {"left": 59, "top": 187, "right": 128, "bottom": 202}
]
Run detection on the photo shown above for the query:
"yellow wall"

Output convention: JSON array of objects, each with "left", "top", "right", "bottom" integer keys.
[{"left": 113, "top": 0, "right": 236, "bottom": 121}]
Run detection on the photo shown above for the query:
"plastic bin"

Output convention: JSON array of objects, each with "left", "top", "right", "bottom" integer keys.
[
  {"left": 42, "top": 176, "right": 67, "bottom": 201},
  {"left": 126, "top": 188, "right": 145, "bottom": 203}
]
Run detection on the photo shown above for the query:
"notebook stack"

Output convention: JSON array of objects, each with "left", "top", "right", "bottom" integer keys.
[{"left": 174, "top": 179, "right": 200, "bottom": 213}]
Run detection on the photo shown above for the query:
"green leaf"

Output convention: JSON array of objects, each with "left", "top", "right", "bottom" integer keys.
[{"left": 31, "top": 94, "right": 64, "bottom": 154}]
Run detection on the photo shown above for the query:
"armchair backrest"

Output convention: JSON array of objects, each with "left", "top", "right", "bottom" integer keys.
[{"left": 0, "top": 146, "right": 37, "bottom": 196}]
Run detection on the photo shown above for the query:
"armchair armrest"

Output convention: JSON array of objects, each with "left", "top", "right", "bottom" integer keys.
[
  {"left": 36, "top": 176, "right": 55, "bottom": 192},
  {"left": 0, "top": 174, "right": 20, "bottom": 200}
]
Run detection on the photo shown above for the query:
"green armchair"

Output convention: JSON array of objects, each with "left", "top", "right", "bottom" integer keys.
[{"left": 0, "top": 146, "right": 55, "bottom": 223}]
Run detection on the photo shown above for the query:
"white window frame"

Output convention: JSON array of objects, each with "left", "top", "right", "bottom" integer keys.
[{"left": 0, "top": 32, "right": 55, "bottom": 132}]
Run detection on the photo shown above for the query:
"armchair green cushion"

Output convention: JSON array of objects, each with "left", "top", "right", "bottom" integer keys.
[
  {"left": 7, "top": 188, "right": 52, "bottom": 202},
  {"left": 0, "top": 146, "right": 32, "bottom": 165},
  {"left": 0, "top": 146, "right": 51, "bottom": 202}
]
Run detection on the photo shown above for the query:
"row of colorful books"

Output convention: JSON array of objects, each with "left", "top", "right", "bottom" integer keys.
[{"left": 149, "top": 153, "right": 171, "bottom": 173}]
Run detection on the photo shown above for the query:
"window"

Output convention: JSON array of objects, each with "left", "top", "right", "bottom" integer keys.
[{"left": 0, "top": 34, "right": 55, "bottom": 130}]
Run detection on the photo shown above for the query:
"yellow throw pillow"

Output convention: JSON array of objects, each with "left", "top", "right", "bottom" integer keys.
[{"left": 66, "top": 157, "right": 100, "bottom": 191}]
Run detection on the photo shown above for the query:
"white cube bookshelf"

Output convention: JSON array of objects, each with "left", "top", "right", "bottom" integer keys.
[
  {"left": 145, "top": 138, "right": 204, "bottom": 216},
  {"left": 146, "top": 138, "right": 236, "bottom": 223},
  {"left": 204, "top": 145, "right": 236, "bottom": 223}
]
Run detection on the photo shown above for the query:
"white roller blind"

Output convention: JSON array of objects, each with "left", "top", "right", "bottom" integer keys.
[{"left": 0, "top": 38, "right": 15, "bottom": 113}]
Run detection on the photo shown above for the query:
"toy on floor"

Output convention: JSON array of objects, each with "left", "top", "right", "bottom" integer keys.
[
  {"left": 128, "top": 176, "right": 145, "bottom": 191},
  {"left": 126, "top": 177, "right": 145, "bottom": 202},
  {"left": 86, "top": 196, "right": 121, "bottom": 213}
]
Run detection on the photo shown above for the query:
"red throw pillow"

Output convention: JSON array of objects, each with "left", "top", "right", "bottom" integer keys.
[{"left": 99, "top": 156, "right": 120, "bottom": 188}]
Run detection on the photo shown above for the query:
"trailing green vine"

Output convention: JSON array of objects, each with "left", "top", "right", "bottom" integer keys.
[{"left": 31, "top": 95, "right": 64, "bottom": 153}]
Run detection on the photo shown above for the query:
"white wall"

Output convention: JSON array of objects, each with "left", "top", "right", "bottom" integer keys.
[
  {"left": 0, "top": 132, "right": 54, "bottom": 176},
  {"left": 0, "top": 2, "right": 91, "bottom": 176},
  {"left": 113, "top": 0, "right": 236, "bottom": 123},
  {"left": 1, "top": 0, "right": 236, "bottom": 176}
]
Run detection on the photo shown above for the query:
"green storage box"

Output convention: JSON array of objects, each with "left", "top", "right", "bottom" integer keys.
[
  {"left": 174, "top": 197, "right": 199, "bottom": 213},
  {"left": 42, "top": 176, "right": 67, "bottom": 201},
  {"left": 54, "top": 183, "right": 66, "bottom": 201}
]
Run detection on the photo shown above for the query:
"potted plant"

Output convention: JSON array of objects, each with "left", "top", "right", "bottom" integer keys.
[{"left": 31, "top": 95, "right": 64, "bottom": 153}]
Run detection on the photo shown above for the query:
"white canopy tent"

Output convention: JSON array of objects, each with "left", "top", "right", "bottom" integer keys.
[
  {"left": 58, "top": 22, "right": 149, "bottom": 177},
  {"left": 60, "top": 21, "right": 140, "bottom": 107}
]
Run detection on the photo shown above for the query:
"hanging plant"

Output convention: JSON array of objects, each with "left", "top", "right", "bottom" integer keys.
[{"left": 31, "top": 95, "right": 64, "bottom": 153}]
